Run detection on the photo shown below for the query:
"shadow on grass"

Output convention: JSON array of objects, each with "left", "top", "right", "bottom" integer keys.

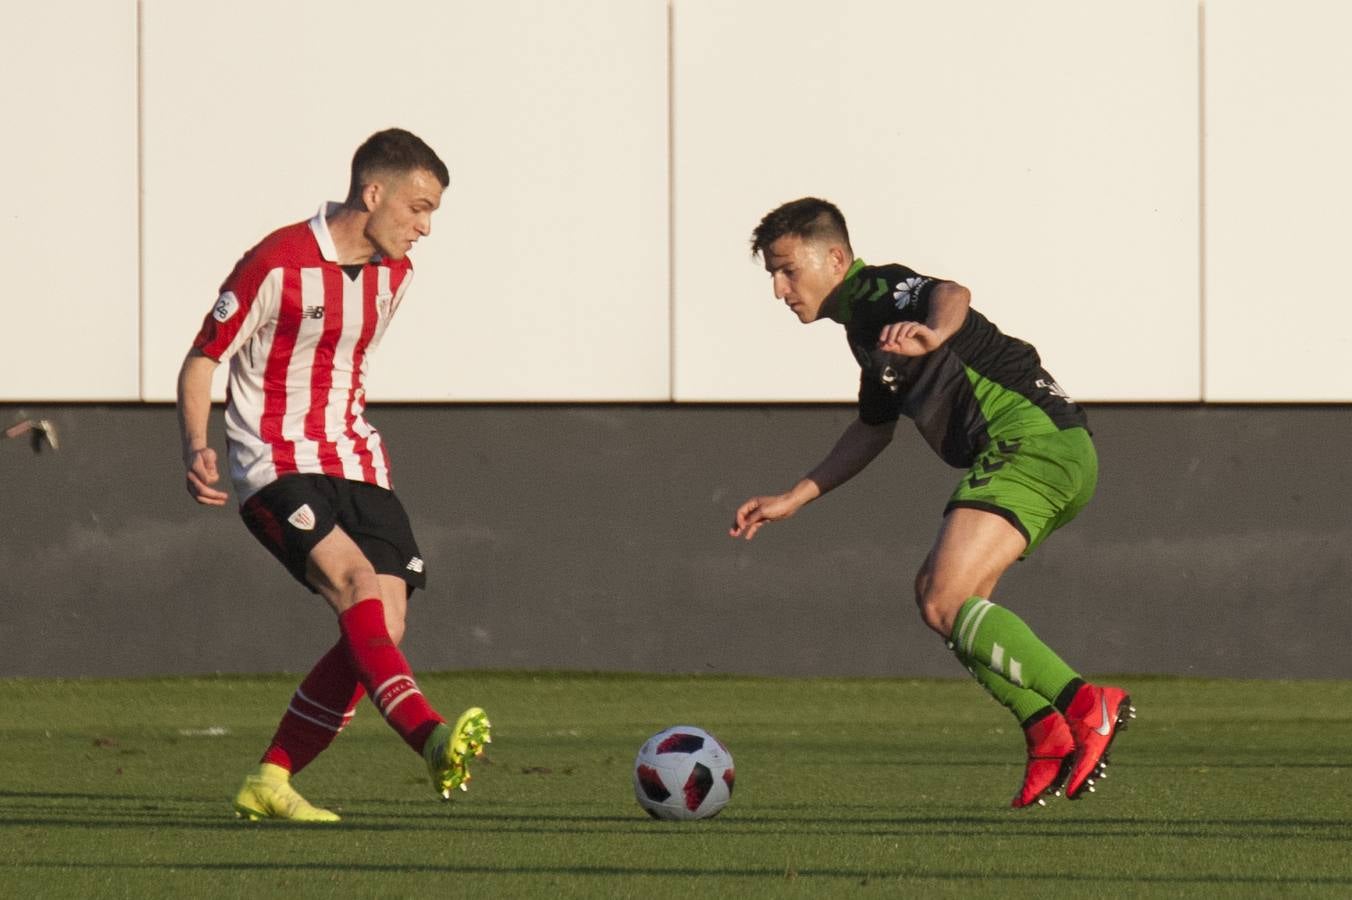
[
  {"left": 2, "top": 790, "right": 1350, "bottom": 844},
  {"left": 2, "top": 859, "right": 1351, "bottom": 887}
]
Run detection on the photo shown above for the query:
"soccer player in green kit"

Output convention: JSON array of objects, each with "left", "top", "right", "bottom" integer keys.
[{"left": 730, "top": 197, "right": 1134, "bottom": 808}]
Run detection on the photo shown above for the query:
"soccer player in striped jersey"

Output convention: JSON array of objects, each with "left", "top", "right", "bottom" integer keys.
[
  {"left": 730, "top": 198, "right": 1134, "bottom": 808},
  {"left": 177, "top": 129, "right": 489, "bottom": 822}
]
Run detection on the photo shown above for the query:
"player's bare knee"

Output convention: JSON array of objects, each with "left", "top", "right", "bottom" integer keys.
[
  {"left": 914, "top": 575, "right": 957, "bottom": 635},
  {"left": 916, "top": 587, "right": 960, "bottom": 638},
  {"left": 913, "top": 568, "right": 932, "bottom": 611},
  {"left": 314, "top": 565, "right": 382, "bottom": 612},
  {"left": 919, "top": 602, "right": 951, "bottom": 637}
]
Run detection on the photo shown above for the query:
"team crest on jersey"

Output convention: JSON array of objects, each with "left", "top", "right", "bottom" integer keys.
[
  {"left": 376, "top": 291, "right": 394, "bottom": 318},
  {"left": 892, "top": 277, "right": 930, "bottom": 312},
  {"left": 212, "top": 291, "right": 240, "bottom": 323},
  {"left": 287, "top": 504, "right": 316, "bottom": 531}
]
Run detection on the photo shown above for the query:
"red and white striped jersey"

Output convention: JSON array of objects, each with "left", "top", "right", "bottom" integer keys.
[{"left": 193, "top": 203, "right": 414, "bottom": 502}]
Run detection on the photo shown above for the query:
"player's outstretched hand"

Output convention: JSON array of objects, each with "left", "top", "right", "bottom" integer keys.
[
  {"left": 878, "top": 321, "right": 942, "bottom": 357},
  {"left": 730, "top": 494, "right": 801, "bottom": 541},
  {"left": 185, "top": 447, "right": 229, "bottom": 506}
]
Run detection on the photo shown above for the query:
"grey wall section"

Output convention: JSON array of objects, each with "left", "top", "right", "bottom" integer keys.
[{"left": 1, "top": 404, "right": 1349, "bottom": 679}]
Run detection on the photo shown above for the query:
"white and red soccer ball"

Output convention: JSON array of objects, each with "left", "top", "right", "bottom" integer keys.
[{"left": 633, "top": 725, "right": 735, "bottom": 820}]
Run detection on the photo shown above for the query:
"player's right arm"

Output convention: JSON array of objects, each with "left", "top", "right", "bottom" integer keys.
[
  {"left": 176, "top": 348, "right": 229, "bottom": 506},
  {"left": 876, "top": 280, "right": 970, "bottom": 356},
  {"left": 178, "top": 236, "right": 283, "bottom": 506},
  {"left": 730, "top": 417, "right": 896, "bottom": 540}
]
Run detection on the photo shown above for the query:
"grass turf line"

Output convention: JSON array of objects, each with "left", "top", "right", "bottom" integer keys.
[{"left": 1, "top": 673, "right": 1349, "bottom": 899}]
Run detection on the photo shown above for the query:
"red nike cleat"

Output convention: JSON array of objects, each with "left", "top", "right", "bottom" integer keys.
[
  {"left": 1064, "top": 684, "right": 1135, "bottom": 799},
  {"left": 1012, "top": 711, "right": 1075, "bottom": 808}
]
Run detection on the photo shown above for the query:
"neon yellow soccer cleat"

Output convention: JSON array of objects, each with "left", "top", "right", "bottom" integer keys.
[
  {"left": 423, "top": 707, "right": 492, "bottom": 800},
  {"left": 233, "top": 763, "right": 340, "bottom": 822}
]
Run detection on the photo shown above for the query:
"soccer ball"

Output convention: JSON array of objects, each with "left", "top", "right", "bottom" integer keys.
[{"left": 633, "top": 725, "right": 735, "bottom": 820}]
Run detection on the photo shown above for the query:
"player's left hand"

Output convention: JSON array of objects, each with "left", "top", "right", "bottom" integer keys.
[
  {"left": 877, "top": 321, "right": 943, "bottom": 356},
  {"left": 729, "top": 493, "right": 801, "bottom": 541}
]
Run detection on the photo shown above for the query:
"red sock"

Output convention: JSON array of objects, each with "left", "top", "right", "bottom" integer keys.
[
  {"left": 339, "top": 597, "right": 443, "bottom": 752},
  {"left": 260, "top": 641, "right": 365, "bottom": 774}
]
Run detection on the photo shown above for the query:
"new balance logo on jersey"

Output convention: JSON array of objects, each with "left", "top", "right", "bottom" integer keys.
[
  {"left": 406, "top": 556, "right": 424, "bottom": 574},
  {"left": 213, "top": 291, "right": 240, "bottom": 323},
  {"left": 301, "top": 305, "right": 324, "bottom": 320},
  {"left": 287, "top": 504, "right": 316, "bottom": 531},
  {"left": 892, "top": 277, "right": 931, "bottom": 312}
]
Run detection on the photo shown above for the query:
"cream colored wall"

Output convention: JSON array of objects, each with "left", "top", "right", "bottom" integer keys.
[
  {"left": 0, "top": 1, "right": 139, "bottom": 400},
  {"left": 1203, "top": 0, "right": 1352, "bottom": 401},
  {"left": 1, "top": 1, "right": 1346, "bottom": 402},
  {"left": 138, "top": 0, "right": 669, "bottom": 402},
  {"left": 672, "top": 0, "right": 1200, "bottom": 402}
]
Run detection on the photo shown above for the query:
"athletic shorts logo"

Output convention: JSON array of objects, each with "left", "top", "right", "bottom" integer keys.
[
  {"left": 212, "top": 291, "right": 240, "bottom": 323},
  {"left": 405, "top": 556, "right": 424, "bottom": 574},
  {"left": 287, "top": 504, "right": 316, "bottom": 531}
]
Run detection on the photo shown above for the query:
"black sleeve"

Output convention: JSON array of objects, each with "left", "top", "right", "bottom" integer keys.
[
  {"left": 857, "top": 359, "right": 901, "bottom": 425},
  {"left": 896, "top": 273, "right": 942, "bottom": 323}
]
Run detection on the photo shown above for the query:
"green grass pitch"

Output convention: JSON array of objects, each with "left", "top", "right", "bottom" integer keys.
[{"left": 1, "top": 673, "right": 1349, "bottom": 898}]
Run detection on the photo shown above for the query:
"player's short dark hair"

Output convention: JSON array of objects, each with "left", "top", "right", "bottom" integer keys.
[
  {"left": 751, "top": 197, "right": 852, "bottom": 260},
  {"left": 346, "top": 128, "right": 450, "bottom": 204}
]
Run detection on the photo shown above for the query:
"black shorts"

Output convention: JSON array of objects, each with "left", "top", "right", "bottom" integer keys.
[{"left": 240, "top": 474, "right": 427, "bottom": 594}]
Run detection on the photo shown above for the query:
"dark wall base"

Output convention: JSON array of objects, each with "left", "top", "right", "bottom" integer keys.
[{"left": 2, "top": 404, "right": 1349, "bottom": 679}]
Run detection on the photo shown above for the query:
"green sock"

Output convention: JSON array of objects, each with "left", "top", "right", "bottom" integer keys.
[
  {"left": 952, "top": 647, "right": 1054, "bottom": 724},
  {"left": 951, "top": 597, "right": 1079, "bottom": 705}
]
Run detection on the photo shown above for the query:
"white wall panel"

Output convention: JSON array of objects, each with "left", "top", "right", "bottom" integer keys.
[
  {"left": 1204, "top": 1, "right": 1352, "bottom": 401},
  {"left": 0, "top": 1, "right": 138, "bottom": 401},
  {"left": 673, "top": 0, "right": 1200, "bottom": 402},
  {"left": 141, "top": 0, "right": 668, "bottom": 402}
]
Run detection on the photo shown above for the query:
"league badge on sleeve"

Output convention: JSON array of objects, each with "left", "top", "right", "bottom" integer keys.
[{"left": 213, "top": 291, "right": 241, "bottom": 323}]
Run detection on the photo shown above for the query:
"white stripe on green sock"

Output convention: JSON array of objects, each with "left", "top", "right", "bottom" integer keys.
[
  {"left": 953, "top": 647, "right": 1052, "bottom": 723},
  {"left": 951, "top": 596, "right": 1078, "bottom": 704}
]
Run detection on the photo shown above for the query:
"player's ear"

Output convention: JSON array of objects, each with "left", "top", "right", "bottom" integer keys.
[
  {"left": 829, "top": 244, "right": 849, "bottom": 273},
  {"left": 361, "top": 181, "right": 382, "bottom": 213}
]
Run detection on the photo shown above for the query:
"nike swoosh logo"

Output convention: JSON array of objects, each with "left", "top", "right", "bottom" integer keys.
[{"left": 1093, "top": 697, "right": 1112, "bottom": 736}]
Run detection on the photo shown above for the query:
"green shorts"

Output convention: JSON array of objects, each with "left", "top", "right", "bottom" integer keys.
[{"left": 945, "top": 427, "right": 1097, "bottom": 556}]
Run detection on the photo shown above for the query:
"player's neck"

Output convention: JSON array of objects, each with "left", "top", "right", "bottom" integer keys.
[{"left": 327, "top": 206, "right": 379, "bottom": 265}]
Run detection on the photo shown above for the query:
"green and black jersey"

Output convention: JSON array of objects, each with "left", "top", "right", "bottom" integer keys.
[{"left": 827, "top": 259, "right": 1088, "bottom": 470}]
